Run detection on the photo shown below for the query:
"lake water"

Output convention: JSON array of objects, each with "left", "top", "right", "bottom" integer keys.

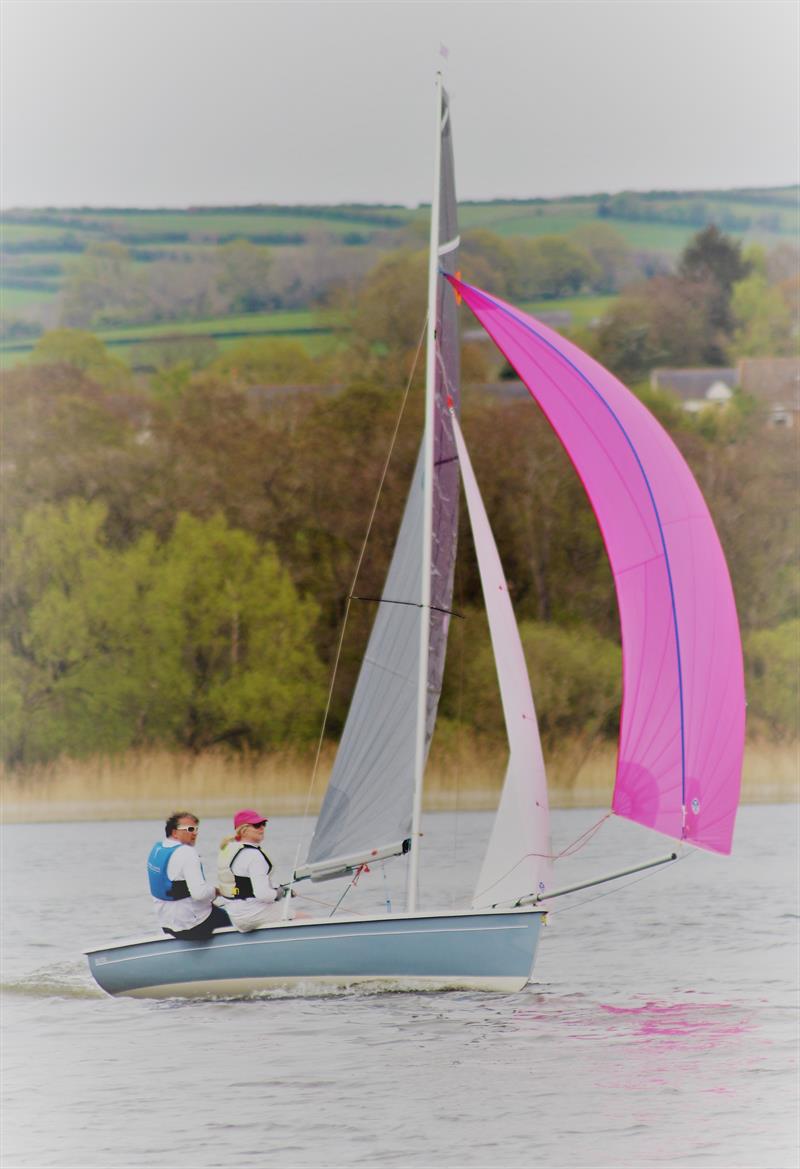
[{"left": 1, "top": 806, "right": 797, "bottom": 1169}]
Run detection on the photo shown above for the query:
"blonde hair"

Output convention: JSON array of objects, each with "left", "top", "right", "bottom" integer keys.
[{"left": 219, "top": 824, "right": 250, "bottom": 849}]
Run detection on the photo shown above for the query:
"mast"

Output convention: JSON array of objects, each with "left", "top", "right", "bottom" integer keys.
[{"left": 406, "top": 72, "right": 443, "bottom": 913}]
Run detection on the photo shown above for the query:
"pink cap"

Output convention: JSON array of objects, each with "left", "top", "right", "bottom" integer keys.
[{"left": 233, "top": 808, "right": 268, "bottom": 829}]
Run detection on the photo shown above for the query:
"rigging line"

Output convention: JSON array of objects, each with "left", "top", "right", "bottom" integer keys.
[
  {"left": 472, "top": 814, "right": 612, "bottom": 903},
  {"left": 296, "top": 312, "right": 430, "bottom": 841},
  {"left": 554, "top": 813, "right": 613, "bottom": 859},
  {"left": 328, "top": 866, "right": 369, "bottom": 918},
  {"left": 293, "top": 894, "right": 338, "bottom": 910}
]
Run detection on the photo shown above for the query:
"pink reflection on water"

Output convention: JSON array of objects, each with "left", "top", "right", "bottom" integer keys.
[
  {"left": 510, "top": 996, "right": 761, "bottom": 1093},
  {"left": 599, "top": 999, "right": 751, "bottom": 1042}
]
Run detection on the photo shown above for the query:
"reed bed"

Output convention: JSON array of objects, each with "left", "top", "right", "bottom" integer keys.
[{"left": 1, "top": 736, "right": 796, "bottom": 824}]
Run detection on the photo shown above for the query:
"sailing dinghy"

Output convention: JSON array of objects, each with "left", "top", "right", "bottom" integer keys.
[{"left": 86, "top": 77, "right": 744, "bottom": 999}]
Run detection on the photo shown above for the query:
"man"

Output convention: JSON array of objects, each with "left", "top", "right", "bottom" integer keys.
[{"left": 147, "top": 811, "right": 231, "bottom": 940}]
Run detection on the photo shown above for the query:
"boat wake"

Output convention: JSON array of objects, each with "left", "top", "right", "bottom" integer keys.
[
  {"left": 2, "top": 961, "right": 105, "bottom": 1000},
  {"left": 166, "top": 978, "right": 499, "bottom": 1004}
]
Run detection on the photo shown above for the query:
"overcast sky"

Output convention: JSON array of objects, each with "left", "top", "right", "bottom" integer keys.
[{"left": 2, "top": 0, "right": 798, "bottom": 209}]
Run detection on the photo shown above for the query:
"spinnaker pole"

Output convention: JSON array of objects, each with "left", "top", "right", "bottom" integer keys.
[
  {"left": 514, "top": 853, "right": 679, "bottom": 906},
  {"left": 407, "top": 72, "right": 443, "bottom": 914}
]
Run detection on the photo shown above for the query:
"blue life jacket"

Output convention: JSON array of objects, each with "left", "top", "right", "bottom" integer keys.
[{"left": 147, "top": 841, "right": 191, "bottom": 901}]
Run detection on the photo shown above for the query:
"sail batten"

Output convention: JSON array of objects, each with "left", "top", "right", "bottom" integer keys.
[{"left": 451, "top": 276, "right": 745, "bottom": 855}]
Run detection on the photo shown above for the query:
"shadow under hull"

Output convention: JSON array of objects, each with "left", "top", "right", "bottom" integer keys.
[{"left": 85, "top": 908, "right": 544, "bottom": 999}]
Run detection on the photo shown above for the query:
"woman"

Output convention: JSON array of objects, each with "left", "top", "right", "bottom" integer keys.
[{"left": 217, "top": 808, "right": 284, "bottom": 931}]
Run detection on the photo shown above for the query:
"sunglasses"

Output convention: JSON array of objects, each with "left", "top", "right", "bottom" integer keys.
[
  {"left": 248, "top": 821, "right": 267, "bottom": 829},
  {"left": 177, "top": 825, "right": 199, "bottom": 833}
]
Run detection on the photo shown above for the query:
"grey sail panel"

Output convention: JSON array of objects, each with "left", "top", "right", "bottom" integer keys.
[
  {"left": 305, "top": 448, "right": 425, "bottom": 867},
  {"left": 304, "top": 85, "right": 460, "bottom": 874}
]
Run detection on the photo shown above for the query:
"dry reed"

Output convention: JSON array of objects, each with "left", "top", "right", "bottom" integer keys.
[
  {"left": 0, "top": 734, "right": 795, "bottom": 827},
  {"left": 1, "top": 735, "right": 796, "bottom": 824}
]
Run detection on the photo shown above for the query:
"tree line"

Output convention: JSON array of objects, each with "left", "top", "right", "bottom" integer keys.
[
  {"left": 43, "top": 222, "right": 663, "bottom": 332},
  {"left": 1, "top": 228, "right": 796, "bottom": 766}
]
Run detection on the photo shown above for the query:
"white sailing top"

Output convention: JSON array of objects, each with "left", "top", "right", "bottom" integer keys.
[
  {"left": 152, "top": 839, "right": 217, "bottom": 933},
  {"left": 225, "top": 845, "right": 281, "bottom": 932}
]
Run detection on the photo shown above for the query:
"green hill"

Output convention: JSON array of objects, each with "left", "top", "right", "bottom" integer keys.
[{"left": 2, "top": 186, "right": 795, "bottom": 367}]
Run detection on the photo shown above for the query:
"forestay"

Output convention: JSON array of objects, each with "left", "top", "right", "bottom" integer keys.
[{"left": 450, "top": 277, "right": 745, "bottom": 856}]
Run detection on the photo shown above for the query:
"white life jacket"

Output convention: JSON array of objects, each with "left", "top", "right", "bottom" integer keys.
[{"left": 217, "top": 841, "right": 273, "bottom": 899}]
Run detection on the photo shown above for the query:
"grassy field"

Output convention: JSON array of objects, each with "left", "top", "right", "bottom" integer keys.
[
  {"left": 521, "top": 293, "right": 617, "bottom": 327},
  {"left": 0, "top": 287, "right": 58, "bottom": 310},
  {"left": 0, "top": 294, "right": 612, "bottom": 369},
  {"left": 4, "top": 187, "right": 796, "bottom": 252},
  {"left": 1, "top": 221, "right": 82, "bottom": 243},
  {"left": 2, "top": 186, "right": 795, "bottom": 369},
  {"left": 1, "top": 208, "right": 409, "bottom": 243},
  {"left": 0, "top": 306, "right": 341, "bottom": 368},
  {"left": 1, "top": 738, "right": 795, "bottom": 824},
  {"left": 90, "top": 308, "right": 330, "bottom": 342}
]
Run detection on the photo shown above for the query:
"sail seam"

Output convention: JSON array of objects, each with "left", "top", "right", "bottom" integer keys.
[{"left": 457, "top": 281, "right": 688, "bottom": 811}]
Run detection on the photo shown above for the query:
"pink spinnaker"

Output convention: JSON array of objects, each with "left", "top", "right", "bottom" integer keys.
[{"left": 451, "top": 277, "right": 745, "bottom": 854}]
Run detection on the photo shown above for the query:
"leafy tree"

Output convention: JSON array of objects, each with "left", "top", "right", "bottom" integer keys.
[
  {"left": 514, "top": 235, "right": 599, "bottom": 300},
  {"left": 216, "top": 239, "right": 274, "bottom": 312},
  {"left": 143, "top": 254, "right": 225, "bottom": 321},
  {"left": 570, "top": 223, "right": 636, "bottom": 292},
  {"left": 145, "top": 377, "right": 306, "bottom": 540},
  {"left": 592, "top": 227, "right": 758, "bottom": 379},
  {"left": 686, "top": 422, "right": 798, "bottom": 631},
  {"left": 28, "top": 329, "right": 133, "bottom": 391},
  {"left": 460, "top": 229, "right": 518, "bottom": 297},
  {"left": 0, "top": 503, "right": 325, "bottom": 764},
  {"left": 766, "top": 242, "right": 800, "bottom": 284},
  {"left": 731, "top": 272, "right": 795, "bottom": 357},
  {"left": 459, "top": 397, "right": 616, "bottom": 631},
  {"left": 678, "top": 224, "right": 751, "bottom": 333},
  {"left": 267, "top": 238, "right": 380, "bottom": 310},
  {"left": 59, "top": 242, "right": 149, "bottom": 329},
  {"left": 591, "top": 276, "right": 718, "bottom": 380},
  {"left": 0, "top": 499, "right": 155, "bottom": 763},
  {"left": 0, "top": 362, "right": 155, "bottom": 544},
  {"left": 445, "top": 613, "right": 620, "bottom": 750},
  {"left": 744, "top": 621, "right": 799, "bottom": 739},
  {"left": 208, "top": 337, "right": 322, "bottom": 386},
  {"left": 679, "top": 224, "right": 751, "bottom": 290},
  {"left": 345, "top": 249, "right": 428, "bottom": 385},
  {"left": 156, "top": 512, "right": 325, "bottom": 750},
  {"left": 137, "top": 336, "right": 219, "bottom": 374}
]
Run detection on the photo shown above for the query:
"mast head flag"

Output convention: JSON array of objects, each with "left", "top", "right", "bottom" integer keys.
[{"left": 449, "top": 276, "right": 745, "bottom": 855}]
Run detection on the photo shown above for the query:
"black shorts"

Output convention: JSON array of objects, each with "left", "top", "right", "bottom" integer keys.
[{"left": 163, "top": 904, "right": 232, "bottom": 940}]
